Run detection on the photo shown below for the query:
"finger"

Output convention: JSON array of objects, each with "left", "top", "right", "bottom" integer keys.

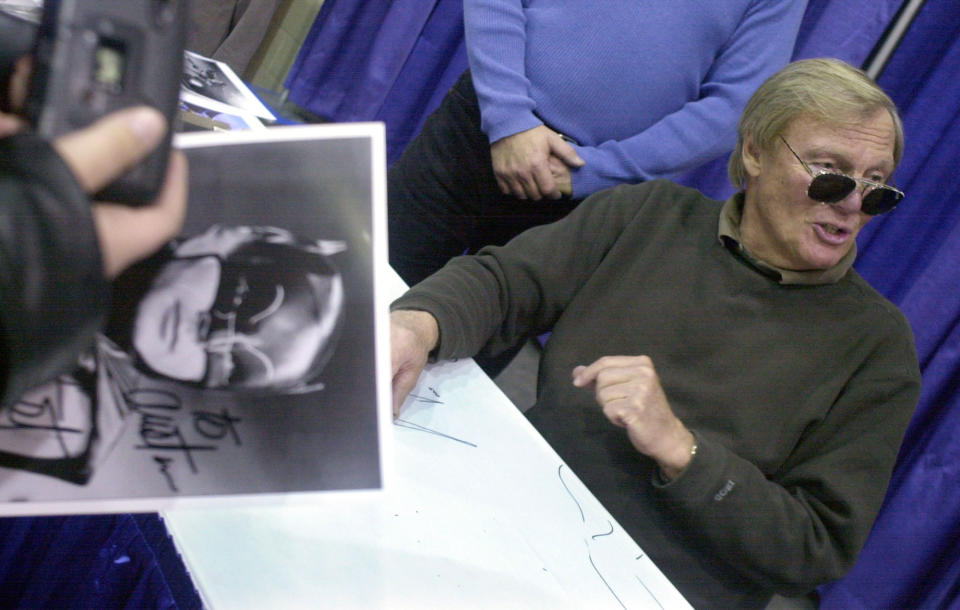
[
  {"left": 522, "top": 178, "right": 543, "bottom": 201},
  {"left": 597, "top": 383, "right": 646, "bottom": 422},
  {"left": 601, "top": 399, "right": 632, "bottom": 428},
  {"left": 572, "top": 362, "right": 600, "bottom": 387},
  {"left": 93, "top": 151, "right": 188, "bottom": 278},
  {"left": 532, "top": 162, "right": 560, "bottom": 200},
  {"left": 54, "top": 106, "right": 167, "bottom": 192},
  {"left": 573, "top": 355, "right": 652, "bottom": 387},
  {"left": 594, "top": 364, "right": 645, "bottom": 389},
  {"left": 510, "top": 178, "right": 529, "bottom": 200},
  {"left": 517, "top": 167, "right": 548, "bottom": 201},
  {"left": 572, "top": 365, "right": 588, "bottom": 381},
  {"left": 392, "top": 367, "right": 419, "bottom": 418},
  {"left": 573, "top": 356, "right": 625, "bottom": 387},
  {"left": 548, "top": 157, "right": 573, "bottom": 197},
  {"left": 504, "top": 175, "right": 529, "bottom": 200}
]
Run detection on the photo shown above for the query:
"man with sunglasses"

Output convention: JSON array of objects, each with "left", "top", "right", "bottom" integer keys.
[{"left": 390, "top": 58, "right": 921, "bottom": 607}]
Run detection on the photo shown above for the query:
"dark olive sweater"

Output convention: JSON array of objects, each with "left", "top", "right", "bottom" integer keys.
[{"left": 392, "top": 180, "right": 921, "bottom": 608}]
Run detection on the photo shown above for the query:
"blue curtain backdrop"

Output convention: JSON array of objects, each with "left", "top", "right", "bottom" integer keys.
[
  {"left": 818, "top": 2, "right": 960, "bottom": 606},
  {"left": 284, "top": 0, "right": 468, "bottom": 164},
  {"left": 676, "top": 0, "right": 905, "bottom": 198}
]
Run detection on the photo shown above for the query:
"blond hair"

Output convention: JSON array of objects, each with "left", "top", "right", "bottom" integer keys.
[{"left": 728, "top": 58, "right": 904, "bottom": 189}]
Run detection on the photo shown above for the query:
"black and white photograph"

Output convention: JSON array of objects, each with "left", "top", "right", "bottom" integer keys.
[
  {"left": 181, "top": 50, "right": 276, "bottom": 121},
  {"left": 0, "top": 123, "right": 390, "bottom": 515},
  {"left": 178, "top": 90, "right": 265, "bottom": 132}
]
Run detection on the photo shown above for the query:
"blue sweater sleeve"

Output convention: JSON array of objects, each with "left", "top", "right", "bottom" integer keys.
[
  {"left": 571, "top": 0, "right": 807, "bottom": 197},
  {"left": 463, "top": 0, "right": 542, "bottom": 144},
  {"left": 465, "top": 0, "right": 808, "bottom": 199}
]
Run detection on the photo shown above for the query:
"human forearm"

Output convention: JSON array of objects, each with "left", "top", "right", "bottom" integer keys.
[
  {"left": 655, "top": 435, "right": 860, "bottom": 593},
  {"left": 390, "top": 261, "right": 504, "bottom": 362},
  {"left": 390, "top": 309, "right": 439, "bottom": 355},
  {"left": 565, "top": 0, "right": 806, "bottom": 197},
  {"left": 656, "top": 377, "right": 919, "bottom": 594},
  {"left": 393, "top": 184, "right": 649, "bottom": 364},
  {"left": 463, "top": 0, "right": 540, "bottom": 143},
  {"left": 389, "top": 309, "right": 439, "bottom": 415},
  {"left": 570, "top": 95, "right": 744, "bottom": 196}
]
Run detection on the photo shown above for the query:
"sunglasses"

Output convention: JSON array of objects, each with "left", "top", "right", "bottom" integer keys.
[{"left": 780, "top": 137, "right": 904, "bottom": 215}]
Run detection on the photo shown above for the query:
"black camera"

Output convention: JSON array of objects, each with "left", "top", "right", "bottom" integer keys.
[
  {"left": 0, "top": 3, "right": 39, "bottom": 111},
  {"left": 8, "top": 0, "right": 187, "bottom": 205}
]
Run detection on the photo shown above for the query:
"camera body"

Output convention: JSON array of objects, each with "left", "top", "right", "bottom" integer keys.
[
  {"left": 23, "top": 0, "right": 186, "bottom": 205},
  {"left": 0, "top": 5, "right": 38, "bottom": 113}
]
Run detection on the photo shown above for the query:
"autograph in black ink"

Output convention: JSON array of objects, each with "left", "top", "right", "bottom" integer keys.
[
  {"left": 395, "top": 388, "right": 477, "bottom": 447},
  {"left": 408, "top": 392, "right": 442, "bottom": 405},
  {"left": 0, "top": 377, "right": 86, "bottom": 459},
  {"left": 154, "top": 456, "right": 178, "bottom": 492},
  {"left": 394, "top": 419, "right": 477, "bottom": 448},
  {"left": 125, "top": 388, "right": 243, "bottom": 491}
]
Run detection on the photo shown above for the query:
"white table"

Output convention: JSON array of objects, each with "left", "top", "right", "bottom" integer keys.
[{"left": 162, "top": 272, "right": 691, "bottom": 609}]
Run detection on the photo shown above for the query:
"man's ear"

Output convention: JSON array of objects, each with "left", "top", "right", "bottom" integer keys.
[{"left": 742, "top": 134, "right": 763, "bottom": 179}]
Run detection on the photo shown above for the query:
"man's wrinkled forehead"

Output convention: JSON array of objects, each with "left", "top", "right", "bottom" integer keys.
[{"left": 782, "top": 108, "right": 900, "bottom": 164}]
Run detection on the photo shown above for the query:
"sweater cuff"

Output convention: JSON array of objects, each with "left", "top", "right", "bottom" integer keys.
[
  {"left": 482, "top": 109, "right": 543, "bottom": 145},
  {"left": 389, "top": 303, "right": 443, "bottom": 363},
  {"left": 652, "top": 433, "right": 735, "bottom": 507},
  {"left": 570, "top": 145, "right": 648, "bottom": 199}
]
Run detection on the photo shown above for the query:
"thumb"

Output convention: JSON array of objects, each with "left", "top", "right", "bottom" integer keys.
[
  {"left": 392, "top": 367, "right": 419, "bottom": 418},
  {"left": 571, "top": 364, "right": 591, "bottom": 387},
  {"left": 92, "top": 150, "right": 188, "bottom": 278},
  {"left": 550, "top": 137, "right": 585, "bottom": 168},
  {"left": 53, "top": 106, "right": 167, "bottom": 192}
]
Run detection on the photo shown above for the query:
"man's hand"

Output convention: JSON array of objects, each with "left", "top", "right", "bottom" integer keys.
[
  {"left": 390, "top": 309, "right": 440, "bottom": 417},
  {"left": 491, "top": 125, "right": 584, "bottom": 200},
  {"left": 573, "top": 355, "right": 696, "bottom": 480},
  {"left": 547, "top": 155, "right": 573, "bottom": 198},
  {"left": 53, "top": 106, "right": 188, "bottom": 279}
]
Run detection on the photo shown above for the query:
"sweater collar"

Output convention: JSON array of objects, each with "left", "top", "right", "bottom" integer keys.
[{"left": 717, "top": 193, "right": 856, "bottom": 285}]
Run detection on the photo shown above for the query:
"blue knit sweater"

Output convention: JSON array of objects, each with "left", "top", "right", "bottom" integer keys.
[{"left": 463, "top": 0, "right": 807, "bottom": 197}]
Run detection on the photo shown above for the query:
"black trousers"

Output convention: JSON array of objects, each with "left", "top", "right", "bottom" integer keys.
[{"left": 387, "top": 71, "right": 580, "bottom": 286}]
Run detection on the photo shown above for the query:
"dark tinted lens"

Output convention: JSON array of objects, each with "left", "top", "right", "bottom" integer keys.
[
  {"left": 808, "top": 173, "right": 856, "bottom": 203},
  {"left": 862, "top": 187, "right": 904, "bottom": 215}
]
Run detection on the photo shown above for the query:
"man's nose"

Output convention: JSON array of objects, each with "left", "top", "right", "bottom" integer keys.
[{"left": 832, "top": 181, "right": 868, "bottom": 214}]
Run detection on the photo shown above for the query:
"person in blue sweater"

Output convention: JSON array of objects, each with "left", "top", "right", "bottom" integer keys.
[{"left": 388, "top": 0, "right": 808, "bottom": 286}]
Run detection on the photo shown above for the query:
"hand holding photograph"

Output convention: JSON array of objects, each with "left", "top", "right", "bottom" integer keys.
[{"left": 0, "top": 123, "right": 390, "bottom": 515}]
